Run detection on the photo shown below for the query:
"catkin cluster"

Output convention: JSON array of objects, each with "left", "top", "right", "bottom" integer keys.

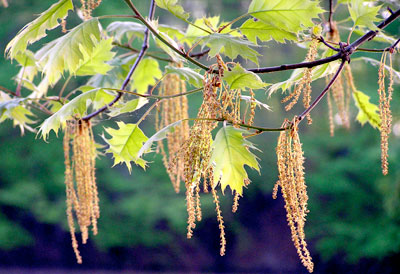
[
  {"left": 177, "top": 56, "right": 249, "bottom": 256},
  {"left": 80, "top": 0, "right": 102, "bottom": 20},
  {"left": 282, "top": 37, "right": 318, "bottom": 124},
  {"left": 325, "top": 23, "right": 351, "bottom": 135},
  {"left": 64, "top": 119, "right": 99, "bottom": 264},
  {"left": 156, "top": 65, "right": 189, "bottom": 193},
  {"left": 378, "top": 51, "right": 394, "bottom": 175},
  {"left": 274, "top": 119, "right": 313, "bottom": 273}
]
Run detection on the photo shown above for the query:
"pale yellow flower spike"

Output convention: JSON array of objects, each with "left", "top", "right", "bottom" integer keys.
[
  {"left": 63, "top": 120, "right": 99, "bottom": 263},
  {"left": 275, "top": 119, "right": 313, "bottom": 273}
]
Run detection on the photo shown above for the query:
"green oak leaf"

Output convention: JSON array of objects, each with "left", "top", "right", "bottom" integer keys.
[
  {"left": 108, "top": 98, "right": 148, "bottom": 117},
  {"left": 106, "top": 21, "right": 146, "bottom": 42},
  {"left": 210, "top": 125, "right": 260, "bottom": 195},
  {"left": 241, "top": 95, "right": 271, "bottom": 111},
  {"left": 103, "top": 121, "right": 148, "bottom": 172},
  {"left": 38, "top": 87, "right": 116, "bottom": 140},
  {"left": 248, "top": 0, "right": 324, "bottom": 34},
  {"left": 155, "top": 0, "right": 189, "bottom": 21},
  {"left": 202, "top": 33, "right": 260, "bottom": 65},
  {"left": 35, "top": 19, "right": 101, "bottom": 85},
  {"left": 5, "top": 0, "right": 73, "bottom": 59},
  {"left": 129, "top": 58, "right": 163, "bottom": 94},
  {"left": 0, "top": 92, "right": 36, "bottom": 135},
  {"left": 165, "top": 65, "right": 203, "bottom": 87},
  {"left": 75, "top": 38, "right": 116, "bottom": 76},
  {"left": 240, "top": 19, "right": 297, "bottom": 44},
  {"left": 353, "top": 90, "right": 381, "bottom": 129},
  {"left": 137, "top": 120, "right": 183, "bottom": 158},
  {"left": 223, "top": 63, "right": 268, "bottom": 90},
  {"left": 349, "top": 0, "right": 381, "bottom": 30}
]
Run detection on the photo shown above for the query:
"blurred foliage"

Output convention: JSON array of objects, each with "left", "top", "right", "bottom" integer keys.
[{"left": 0, "top": 0, "right": 400, "bottom": 272}]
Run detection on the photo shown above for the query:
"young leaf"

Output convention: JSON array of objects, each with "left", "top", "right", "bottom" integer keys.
[
  {"left": 210, "top": 125, "right": 260, "bottom": 195},
  {"left": 202, "top": 33, "right": 260, "bottom": 65},
  {"left": 184, "top": 16, "right": 240, "bottom": 46},
  {"left": 165, "top": 65, "right": 203, "bottom": 87},
  {"left": 108, "top": 98, "right": 148, "bottom": 117},
  {"left": 38, "top": 87, "right": 116, "bottom": 139},
  {"left": 241, "top": 95, "right": 271, "bottom": 111},
  {"left": 348, "top": 0, "right": 381, "bottom": 30},
  {"left": 223, "top": 63, "right": 268, "bottom": 90},
  {"left": 248, "top": 0, "right": 324, "bottom": 34},
  {"left": 5, "top": 0, "right": 73, "bottom": 59},
  {"left": 103, "top": 121, "right": 148, "bottom": 172},
  {"left": 0, "top": 93, "right": 36, "bottom": 135},
  {"left": 75, "top": 38, "right": 116, "bottom": 76},
  {"left": 130, "top": 58, "right": 163, "bottom": 94},
  {"left": 137, "top": 120, "right": 183, "bottom": 158},
  {"left": 240, "top": 18, "right": 297, "bottom": 44},
  {"left": 106, "top": 21, "right": 146, "bottom": 42},
  {"left": 353, "top": 90, "right": 381, "bottom": 129},
  {"left": 87, "top": 57, "right": 126, "bottom": 89},
  {"left": 155, "top": 0, "right": 189, "bottom": 21},
  {"left": 35, "top": 19, "right": 101, "bottom": 85}
]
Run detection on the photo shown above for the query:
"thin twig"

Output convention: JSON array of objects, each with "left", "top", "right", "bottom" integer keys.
[
  {"left": 298, "top": 60, "right": 346, "bottom": 122},
  {"left": 0, "top": 85, "right": 17, "bottom": 97},
  {"left": 83, "top": 0, "right": 156, "bottom": 121}
]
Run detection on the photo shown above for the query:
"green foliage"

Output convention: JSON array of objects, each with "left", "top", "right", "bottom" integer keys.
[
  {"left": 165, "top": 65, "right": 203, "bottom": 87},
  {"left": 103, "top": 121, "right": 148, "bottom": 172},
  {"left": 1, "top": 0, "right": 400, "bottom": 270},
  {"left": 353, "top": 90, "right": 381, "bottom": 129},
  {"left": 223, "top": 63, "right": 268, "bottom": 90},
  {"left": 129, "top": 58, "right": 163, "bottom": 94},
  {"left": 39, "top": 87, "right": 116, "bottom": 139},
  {"left": 75, "top": 38, "right": 116, "bottom": 76},
  {"left": 348, "top": 0, "right": 381, "bottom": 30},
  {"left": 5, "top": 0, "right": 73, "bottom": 59},
  {"left": 202, "top": 33, "right": 260, "bottom": 64},
  {"left": 138, "top": 120, "right": 183, "bottom": 158},
  {"left": 240, "top": 19, "right": 297, "bottom": 44},
  {"left": 155, "top": 0, "right": 189, "bottom": 21},
  {"left": 248, "top": 0, "right": 324, "bottom": 34},
  {"left": 0, "top": 93, "right": 35, "bottom": 134},
  {"left": 106, "top": 21, "right": 146, "bottom": 42},
  {"left": 35, "top": 19, "right": 102, "bottom": 84},
  {"left": 210, "top": 125, "right": 259, "bottom": 195}
]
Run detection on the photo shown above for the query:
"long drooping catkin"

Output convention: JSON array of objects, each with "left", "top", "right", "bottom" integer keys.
[
  {"left": 274, "top": 120, "right": 313, "bottom": 273},
  {"left": 378, "top": 52, "right": 393, "bottom": 175},
  {"left": 156, "top": 65, "right": 189, "bottom": 193},
  {"left": 282, "top": 38, "right": 318, "bottom": 124},
  {"left": 63, "top": 119, "right": 99, "bottom": 263}
]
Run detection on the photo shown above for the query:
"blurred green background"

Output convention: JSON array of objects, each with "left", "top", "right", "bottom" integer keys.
[{"left": 0, "top": 0, "right": 400, "bottom": 273}]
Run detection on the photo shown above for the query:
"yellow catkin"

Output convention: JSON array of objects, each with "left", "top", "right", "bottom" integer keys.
[
  {"left": 283, "top": 39, "right": 318, "bottom": 125},
  {"left": 378, "top": 52, "right": 393, "bottom": 175},
  {"left": 212, "top": 188, "right": 226, "bottom": 256},
  {"left": 63, "top": 119, "right": 99, "bottom": 263},
  {"left": 179, "top": 56, "right": 248, "bottom": 256},
  {"left": 247, "top": 89, "right": 256, "bottom": 126},
  {"left": 61, "top": 18, "right": 67, "bottom": 33},
  {"left": 80, "top": 0, "right": 101, "bottom": 20},
  {"left": 275, "top": 119, "right": 313, "bottom": 273},
  {"left": 156, "top": 64, "right": 189, "bottom": 193},
  {"left": 327, "top": 90, "right": 335, "bottom": 137},
  {"left": 325, "top": 22, "right": 351, "bottom": 131},
  {"left": 232, "top": 192, "right": 240, "bottom": 213}
]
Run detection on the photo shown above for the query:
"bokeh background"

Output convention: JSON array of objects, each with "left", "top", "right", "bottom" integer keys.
[{"left": 1, "top": 0, "right": 400, "bottom": 273}]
